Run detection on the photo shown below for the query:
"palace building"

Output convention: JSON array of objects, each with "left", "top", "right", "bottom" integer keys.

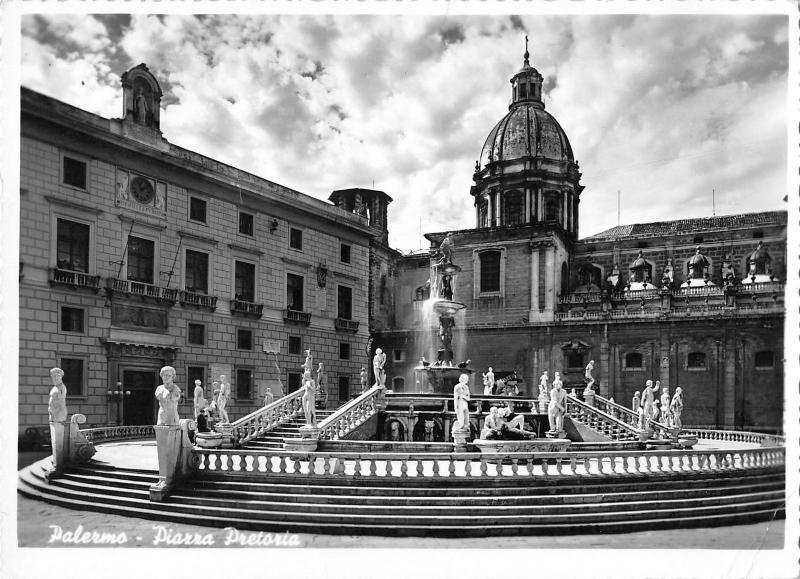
[{"left": 18, "top": 52, "right": 786, "bottom": 436}]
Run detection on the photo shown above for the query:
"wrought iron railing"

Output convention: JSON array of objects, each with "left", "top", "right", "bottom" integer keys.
[
  {"left": 230, "top": 389, "right": 304, "bottom": 446},
  {"left": 49, "top": 268, "right": 101, "bottom": 291},
  {"left": 317, "top": 387, "right": 381, "bottom": 440},
  {"left": 334, "top": 317, "right": 360, "bottom": 332}
]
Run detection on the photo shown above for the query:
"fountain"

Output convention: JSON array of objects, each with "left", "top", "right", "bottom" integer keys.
[{"left": 414, "top": 234, "right": 474, "bottom": 394}]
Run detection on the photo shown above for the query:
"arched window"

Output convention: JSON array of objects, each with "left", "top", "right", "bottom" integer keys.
[
  {"left": 625, "top": 353, "right": 643, "bottom": 370},
  {"left": 503, "top": 191, "right": 524, "bottom": 225},
  {"left": 392, "top": 376, "right": 406, "bottom": 392},
  {"left": 479, "top": 251, "right": 501, "bottom": 293},
  {"left": 477, "top": 200, "right": 488, "bottom": 228},
  {"left": 687, "top": 352, "right": 706, "bottom": 370}
]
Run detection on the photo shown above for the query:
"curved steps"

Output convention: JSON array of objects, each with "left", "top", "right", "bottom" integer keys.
[{"left": 19, "top": 457, "right": 785, "bottom": 537}]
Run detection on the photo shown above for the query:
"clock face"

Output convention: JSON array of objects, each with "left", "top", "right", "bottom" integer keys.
[{"left": 130, "top": 176, "right": 155, "bottom": 204}]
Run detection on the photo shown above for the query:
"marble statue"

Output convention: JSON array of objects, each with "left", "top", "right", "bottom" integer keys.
[
  {"left": 661, "top": 259, "right": 675, "bottom": 290},
  {"left": 480, "top": 406, "right": 503, "bottom": 439},
  {"left": 263, "top": 387, "right": 274, "bottom": 407},
  {"left": 485, "top": 367, "right": 495, "bottom": 395},
  {"left": 217, "top": 375, "right": 230, "bottom": 423},
  {"left": 48, "top": 367, "right": 68, "bottom": 423},
  {"left": 440, "top": 274, "right": 453, "bottom": 301},
  {"left": 688, "top": 246, "right": 710, "bottom": 280},
  {"left": 651, "top": 400, "right": 661, "bottom": 423},
  {"left": 301, "top": 368, "right": 316, "bottom": 426},
  {"left": 303, "top": 349, "right": 314, "bottom": 374},
  {"left": 389, "top": 421, "right": 402, "bottom": 441},
  {"left": 640, "top": 380, "right": 659, "bottom": 428},
  {"left": 584, "top": 360, "right": 595, "bottom": 392},
  {"left": 660, "top": 387, "right": 671, "bottom": 423},
  {"left": 438, "top": 233, "right": 454, "bottom": 264},
  {"left": 453, "top": 373, "right": 471, "bottom": 430},
  {"left": 498, "top": 402, "right": 532, "bottom": 438},
  {"left": 133, "top": 88, "right": 148, "bottom": 125},
  {"left": 723, "top": 255, "right": 736, "bottom": 286},
  {"left": 316, "top": 362, "right": 328, "bottom": 405},
  {"left": 155, "top": 366, "right": 181, "bottom": 426},
  {"left": 632, "top": 390, "right": 641, "bottom": 412},
  {"left": 539, "top": 371, "right": 549, "bottom": 395},
  {"left": 193, "top": 379, "right": 206, "bottom": 419},
  {"left": 373, "top": 348, "right": 386, "bottom": 388},
  {"left": 482, "top": 372, "right": 493, "bottom": 395},
  {"left": 548, "top": 372, "right": 567, "bottom": 432},
  {"left": 669, "top": 387, "right": 684, "bottom": 429},
  {"left": 360, "top": 367, "right": 368, "bottom": 392}
]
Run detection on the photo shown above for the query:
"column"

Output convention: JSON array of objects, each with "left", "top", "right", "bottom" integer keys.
[
  {"left": 562, "top": 192, "right": 568, "bottom": 230},
  {"left": 525, "top": 189, "right": 531, "bottom": 223},
  {"left": 494, "top": 192, "right": 502, "bottom": 226},
  {"left": 600, "top": 324, "right": 610, "bottom": 398},
  {"left": 529, "top": 248, "right": 540, "bottom": 321},
  {"left": 536, "top": 188, "right": 543, "bottom": 222},
  {"left": 543, "top": 248, "right": 555, "bottom": 318}
]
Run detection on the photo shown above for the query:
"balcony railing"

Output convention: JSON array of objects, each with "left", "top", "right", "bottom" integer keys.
[
  {"left": 558, "top": 292, "right": 602, "bottom": 305},
  {"left": 737, "top": 281, "right": 785, "bottom": 294},
  {"left": 230, "top": 299, "right": 264, "bottom": 317},
  {"left": 49, "top": 268, "right": 101, "bottom": 292},
  {"left": 107, "top": 278, "right": 178, "bottom": 304},
  {"left": 179, "top": 290, "right": 218, "bottom": 311},
  {"left": 334, "top": 317, "right": 360, "bottom": 332},
  {"left": 284, "top": 308, "right": 312, "bottom": 325}
]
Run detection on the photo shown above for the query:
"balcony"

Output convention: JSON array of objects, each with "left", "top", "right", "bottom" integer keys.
[
  {"left": 335, "top": 317, "right": 360, "bottom": 332},
  {"left": 107, "top": 278, "right": 178, "bottom": 305},
  {"left": 49, "top": 268, "right": 101, "bottom": 292},
  {"left": 230, "top": 299, "right": 264, "bottom": 318},
  {"left": 179, "top": 290, "right": 218, "bottom": 311},
  {"left": 284, "top": 308, "right": 312, "bottom": 326}
]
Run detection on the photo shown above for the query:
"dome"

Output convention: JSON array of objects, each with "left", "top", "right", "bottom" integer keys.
[{"left": 479, "top": 103, "right": 574, "bottom": 169}]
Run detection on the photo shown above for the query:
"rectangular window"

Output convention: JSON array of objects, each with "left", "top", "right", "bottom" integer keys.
[
  {"left": 287, "top": 273, "right": 304, "bottom": 311},
  {"left": 187, "top": 323, "right": 205, "bottom": 346},
  {"left": 63, "top": 156, "right": 87, "bottom": 189},
  {"left": 566, "top": 352, "right": 585, "bottom": 370},
  {"left": 185, "top": 250, "right": 209, "bottom": 293},
  {"left": 237, "top": 329, "right": 253, "bottom": 350},
  {"left": 60, "top": 306, "right": 85, "bottom": 333},
  {"left": 340, "top": 243, "right": 351, "bottom": 264},
  {"left": 288, "top": 335, "right": 302, "bottom": 355},
  {"left": 236, "top": 368, "right": 253, "bottom": 399},
  {"left": 127, "top": 236, "right": 155, "bottom": 284},
  {"left": 755, "top": 351, "right": 775, "bottom": 369},
  {"left": 393, "top": 349, "right": 404, "bottom": 362},
  {"left": 187, "top": 366, "right": 205, "bottom": 389},
  {"left": 189, "top": 197, "right": 207, "bottom": 223},
  {"left": 60, "top": 358, "right": 85, "bottom": 396},
  {"left": 479, "top": 251, "right": 501, "bottom": 293},
  {"left": 287, "top": 372, "right": 302, "bottom": 394},
  {"left": 289, "top": 227, "right": 303, "bottom": 250},
  {"left": 625, "top": 353, "right": 644, "bottom": 370},
  {"left": 339, "top": 342, "right": 350, "bottom": 360},
  {"left": 239, "top": 211, "right": 254, "bottom": 236},
  {"left": 338, "top": 376, "right": 350, "bottom": 401},
  {"left": 235, "top": 260, "right": 256, "bottom": 302},
  {"left": 687, "top": 352, "right": 707, "bottom": 370},
  {"left": 337, "top": 285, "right": 353, "bottom": 320},
  {"left": 56, "top": 219, "right": 90, "bottom": 272}
]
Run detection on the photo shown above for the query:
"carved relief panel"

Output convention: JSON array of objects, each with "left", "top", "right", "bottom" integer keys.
[
  {"left": 116, "top": 168, "right": 167, "bottom": 217},
  {"left": 111, "top": 303, "right": 169, "bottom": 332}
]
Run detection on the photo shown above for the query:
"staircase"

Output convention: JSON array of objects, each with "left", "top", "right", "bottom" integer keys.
[
  {"left": 566, "top": 395, "right": 641, "bottom": 441},
  {"left": 241, "top": 411, "right": 334, "bottom": 451},
  {"left": 18, "top": 457, "right": 785, "bottom": 537}
]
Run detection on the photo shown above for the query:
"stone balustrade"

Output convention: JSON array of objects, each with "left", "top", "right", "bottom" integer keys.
[
  {"left": 593, "top": 394, "right": 641, "bottom": 429},
  {"left": 230, "top": 389, "right": 305, "bottom": 446},
  {"left": 49, "top": 268, "right": 102, "bottom": 291},
  {"left": 108, "top": 278, "right": 179, "bottom": 303},
  {"left": 318, "top": 387, "right": 381, "bottom": 440},
  {"left": 566, "top": 394, "right": 642, "bottom": 438},
  {"left": 81, "top": 425, "right": 155, "bottom": 443},
  {"left": 194, "top": 445, "right": 785, "bottom": 478}
]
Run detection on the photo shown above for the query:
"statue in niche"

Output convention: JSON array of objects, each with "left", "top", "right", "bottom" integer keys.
[
  {"left": 155, "top": 366, "right": 181, "bottom": 426},
  {"left": 117, "top": 172, "right": 129, "bottom": 201},
  {"left": 360, "top": 367, "right": 368, "bottom": 392},
  {"left": 440, "top": 274, "right": 453, "bottom": 301},
  {"left": 452, "top": 374, "right": 471, "bottom": 430},
  {"left": 388, "top": 420, "right": 404, "bottom": 441},
  {"left": 133, "top": 88, "right": 149, "bottom": 125},
  {"left": 217, "top": 375, "right": 230, "bottom": 424},
  {"left": 438, "top": 233, "right": 454, "bottom": 264},
  {"left": 688, "top": 246, "right": 710, "bottom": 280},
  {"left": 373, "top": 348, "right": 386, "bottom": 388},
  {"left": 301, "top": 368, "right": 316, "bottom": 426},
  {"left": 547, "top": 372, "right": 567, "bottom": 433},
  {"left": 722, "top": 255, "right": 736, "bottom": 286},
  {"left": 48, "top": 367, "right": 68, "bottom": 423},
  {"left": 155, "top": 183, "right": 166, "bottom": 211},
  {"left": 316, "top": 362, "right": 328, "bottom": 408},
  {"left": 669, "top": 387, "right": 684, "bottom": 429},
  {"left": 193, "top": 379, "right": 206, "bottom": 419}
]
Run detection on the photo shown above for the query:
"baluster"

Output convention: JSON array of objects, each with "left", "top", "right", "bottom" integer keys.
[
  {"left": 569, "top": 457, "right": 577, "bottom": 476},
  {"left": 333, "top": 456, "right": 345, "bottom": 475},
  {"left": 400, "top": 458, "right": 408, "bottom": 478},
  {"left": 583, "top": 456, "right": 591, "bottom": 476},
  {"left": 555, "top": 457, "right": 563, "bottom": 475},
  {"left": 278, "top": 455, "right": 287, "bottom": 474},
  {"left": 511, "top": 458, "right": 519, "bottom": 476},
  {"left": 416, "top": 459, "right": 424, "bottom": 477},
  {"left": 353, "top": 456, "right": 362, "bottom": 476},
  {"left": 448, "top": 457, "right": 456, "bottom": 477},
  {"left": 479, "top": 457, "right": 488, "bottom": 477},
  {"left": 464, "top": 457, "right": 472, "bottom": 477},
  {"left": 293, "top": 456, "right": 302, "bottom": 474},
  {"left": 213, "top": 453, "right": 222, "bottom": 471},
  {"left": 526, "top": 457, "right": 535, "bottom": 476},
  {"left": 386, "top": 458, "right": 393, "bottom": 477},
  {"left": 369, "top": 458, "right": 378, "bottom": 477},
  {"left": 432, "top": 459, "right": 441, "bottom": 477}
]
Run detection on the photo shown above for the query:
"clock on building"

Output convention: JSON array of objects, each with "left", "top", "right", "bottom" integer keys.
[{"left": 130, "top": 176, "right": 155, "bottom": 204}]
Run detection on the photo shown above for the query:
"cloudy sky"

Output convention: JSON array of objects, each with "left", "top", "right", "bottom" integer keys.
[{"left": 20, "top": 13, "right": 789, "bottom": 251}]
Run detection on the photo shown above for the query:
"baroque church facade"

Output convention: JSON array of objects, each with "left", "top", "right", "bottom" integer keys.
[{"left": 18, "top": 52, "right": 785, "bottom": 436}]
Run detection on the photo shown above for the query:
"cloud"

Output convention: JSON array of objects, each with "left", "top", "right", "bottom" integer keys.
[{"left": 20, "top": 14, "right": 789, "bottom": 250}]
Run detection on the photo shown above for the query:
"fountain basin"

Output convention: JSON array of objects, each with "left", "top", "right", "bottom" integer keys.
[
  {"left": 432, "top": 299, "right": 466, "bottom": 317},
  {"left": 473, "top": 438, "right": 571, "bottom": 453}
]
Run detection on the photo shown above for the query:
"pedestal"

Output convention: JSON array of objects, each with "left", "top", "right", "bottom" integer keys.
[
  {"left": 583, "top": 390, "right": 595, "bottom": 407},
  {"left": 214, "top": 422, "right": 234, "bottom": 448},
  {"left": 451, "top": 426, "right": 470, "bottom": 452},
  {"left": 68, "top": 414, "right": 96, "bottom": 462},
  {"left": 44, "top": 421, "right": 69, "bottom": 481},
  {"left": 150, "top": 420, "right": 196, "bottom": 502},
  {"left": 545, "top": 429, "right": 567, "bottom": 439},
  {"left": 638, "top": 428, "right": 654, "bottom": 442},
  {"left": 538, "top": 394, "right": 549, "bottom": 414},
  {"left": 284, "top": 424, "right": 320, "bottom": 452}
]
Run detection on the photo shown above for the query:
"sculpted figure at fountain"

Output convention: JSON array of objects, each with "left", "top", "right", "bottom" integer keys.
[
  {"left": 632, "top": 390, "right": 641, "bottom": 413},
  {"left": 301, "top": 368, "right": 317, "bottom": 426},
  {"left": 640, "top": 380, "right": 659, "bottom": 428},
  {"left": 584, "top": 360, "right": 595, "bottom": 393},
  {"left": 670, "top": 387, "right": 684, "bottom": 428},
  {"left": 688, "top": 246, "right": 710, "bottom": 280},
  {"left": 217, "top": 375, "right": 230, "bottom": 424},
  {"left": 480, "top": 406, "right": 503, "bottom": 439},
  {"left": 499, "top": 402, "right": 534, "bottom": 438},
  {"left": 483, "top": 367, "right": 495, "bottom": 395},
  {"left": 440, "top": 274, "right": 453, "bottom": 301},
  {"left": 660, "top": 387, "right": 671, "bottom": 424},
  {"left": 303, "top": 349, "right": 314, "bottom": 374},
  {"left": 360, "top": 367, "right": 368, "bottom": 392},
  {"left": 547, "top": 372, "right": 567, "bottom": 433},
  {"left": 316, "top": 362, "right": 328, "bottom": 407},
  {"left": 155, "top": 366, "right": 181, "bottom": 426},
  {"left": 453, "top": 373, "right": 471, "bottom": 431},
  {"left": 48, "top": 367, "right": 68, "bottom": 423},
  {"left": 193, "top": 379, "right": 206, "bottom": 419},
  {"left": 373, "top": 349, "right": 386, "bottom": 388},
  {"left": 438, "top": 232, "right": 454, "bottom": 264}
]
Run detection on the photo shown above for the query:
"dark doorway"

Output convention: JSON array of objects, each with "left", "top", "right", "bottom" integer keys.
[{"left": 122, "top": 369, "right": 158, "bottom": 425}]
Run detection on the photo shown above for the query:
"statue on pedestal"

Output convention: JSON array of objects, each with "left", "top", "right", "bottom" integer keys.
[
  {"left": 688, "top": 246, "right": 710, "bottom": 280},
  {"left": 48, "top": 367, "right": 68, "bottom": 423},
  {"left": 193, "top": 379, "right": 206, "bottom": 419},
  {"left": 217, "top": 375, "right": 230, "bottom": 424},
  {"left": 373, "top": 348, "right": 386, "bottom": 388},
  {"left": 480, "top": 406, "right": 503, "bottom": 439},
  {"left": 498, "top": 402, "right": 534, "bottom": 439},
  {"left": 453, "top": 374, "right": 471, "bottom": 431},
  {"left": 660, "top": 387, "right": 671, "bottom": 424},
  {"left": 483, "top": 367, "right": 495, "bottom": 395},
  {"left": 263, "top": 387, "right": 274, "bottom": 407},
  {"left": 632, "top": 390, "right": 641, "bottom": 412},
  {"left": 548, "top": 372, "right": 566, "bottom": 433},
  {"left": 438, "top": 233, "right": 454, "bottom": 264},
  {"left": 584, "top": 360, "right": 595, "bottom": 393},
  {"left": 640, "top": 379, "right": 659, "bottom": 428},
  {"left": 301, "top": 368, "right": 317, "bottom": 426},
  {"left": 133, "top": 88, "right": 148, "bottom": 125},
  {"left": 669, "top": 387, "right": 684, "bottom": 429},
  {"left": 360, "top": 367, "right": 368, "bottom": 392},
  {"left": 316, "top": 362, "right": 328, "bottom": 407},
  {"left": 155, "top": 366, "right": 181, "bottom": 426},
  {"left": 303, "top": 349, "right": 314, "bottom": 374}
]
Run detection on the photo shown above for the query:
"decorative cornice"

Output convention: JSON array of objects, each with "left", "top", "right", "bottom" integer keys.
[
  {"left": 178, "top": 230, "right": 218, "bottom": 246},
  {"left": 280, "top": 256, "right": 312, "bottom": 270},
  {"left": 228, "top": 243, "right": 263, "bottom": 256},
  {"left": 118, "top": 214, "right": 167, "bottom": 231},
  {"left": 45, "top": 195, "right": 103, "bottom": 215},
  {"left": 332, "top": 270, "right": 360, "bottom": 282}
]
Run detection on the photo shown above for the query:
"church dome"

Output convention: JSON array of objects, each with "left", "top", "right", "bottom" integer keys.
[{"left": 479, "top": 104, "right": 574, "bottom": 168}]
